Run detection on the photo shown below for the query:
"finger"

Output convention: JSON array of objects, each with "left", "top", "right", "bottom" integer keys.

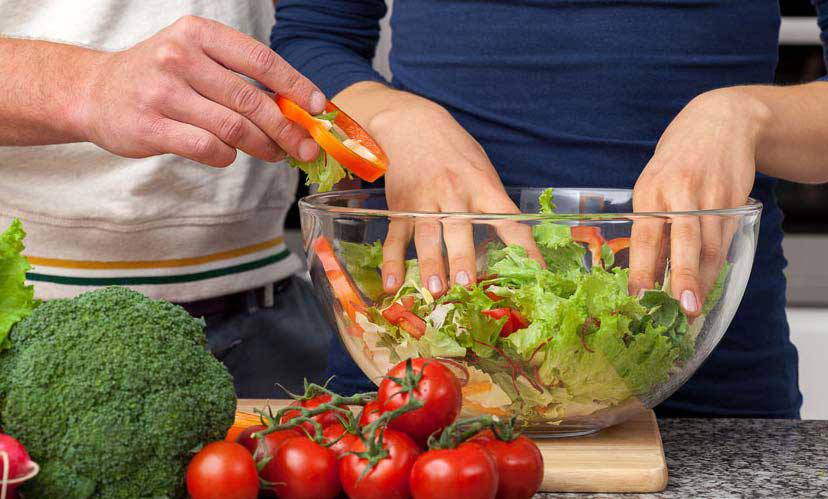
[
  {"left": 191, "top": 16, "right": 326, "bottom": 114},
  {"left": 187, "top": 61, "right": 318, "bottom": 161},
  {"left": 146, "top": 118, "right": 236, "bottom": 167},
  {"left": 697, "top": 215, "right": 725, "bottom": 304},
  {"left": 414, "top": 218, "right": 447, "bottom": 297},
  {"left": 482, "top": 189, "right": 545, "bottom": 266},
  {"left": 163, "top": 89, "right": 284, "bottom": 162},
  {"left": 669, "top": 214, "right": 702, "bottom": 318},
  {"left": 441, "top": 216, "right": 476, "bottom": 288},
  {"left": 382, "top": 218, "right": 413, "bottom": 294},
  {"left": 629, "top": 217, "right": 666, "bottom": 296}
]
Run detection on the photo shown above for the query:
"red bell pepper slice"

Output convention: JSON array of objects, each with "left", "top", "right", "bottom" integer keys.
[
  {"left": 382, "top": 302, "right": 427, "bottom": 339},
  {"left": 276, "top": 96, "right": 388, "bottom": 182},
  {"left": 482, "top": 308, "right": 529, "bottom": 337},
  {"left": 312, "top": 236, "right": 366, "bottom": 335},
  {"left": 570, "top": 226, "right": 605, "bottom": 267},
  {"left": 509, "top": 309, "right": 529, "bottom": 330}
]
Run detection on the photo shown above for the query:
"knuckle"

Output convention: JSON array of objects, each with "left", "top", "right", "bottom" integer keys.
[
  {"left": 230, "top": 83, "right": 262, "bottom": 116},
  {"left": 172, "top": 15, "right": 203, "bottom": 37},
  {"left": 700, "top": 243, "right": 722, "bottom": 262},
  {"left": 248, "top": 43, "right": 278, "bottom": 75},
  {"left": 153, "top": 42, "right": 187, "bottom": 70},
  {"left": 628, "top": 269, "right": 654, "bottom": 285},
  {"left": 188, "top": 134, "right": 217, "bottom": 158},
  {"left": 448, "top": 255, "right": 473, "bottom": 270},
  {"left": 279, "top": 69, "right": 303, "bottom": 94},
  {"left": 217, "top": 114, "right": 246, "bottom": 144}
]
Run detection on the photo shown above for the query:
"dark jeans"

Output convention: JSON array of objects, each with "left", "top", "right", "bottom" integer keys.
[{"left": 181, "top": 276, "right": 336, "bottom": 398}]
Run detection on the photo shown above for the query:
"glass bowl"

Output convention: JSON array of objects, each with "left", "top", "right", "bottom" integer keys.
[{"left": 299, "top": 188, "right": 761, "bottom": 437}]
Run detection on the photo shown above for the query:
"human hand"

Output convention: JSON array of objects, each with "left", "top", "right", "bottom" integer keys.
[
  {"left": 629, "top": 89, "right": 769, "bottom": 317},
  {"left": 77, "top": 16, "right": 325, "bottom": 167},
  {"left": 366, "top": 92, "right": 543, "bottom": 297}
]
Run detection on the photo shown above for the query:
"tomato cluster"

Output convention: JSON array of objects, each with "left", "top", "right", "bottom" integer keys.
[{"left": 186, "top": 357, "right": 543, "bottom": 499}]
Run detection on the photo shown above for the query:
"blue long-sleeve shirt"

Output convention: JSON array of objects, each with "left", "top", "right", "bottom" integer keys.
[{"left": 273, "top": 0, "right": 815, "bottom": 418}]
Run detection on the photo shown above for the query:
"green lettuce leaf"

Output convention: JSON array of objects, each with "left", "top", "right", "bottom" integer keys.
[
  {"left": 340, "top": 241, "right": 384, "bottom": 300},
  {"left": 0, "top": 220, "right": 37, "bottom": 351},
  {"left": 538, "top": 188, "right": 557, "bottom": 214}
]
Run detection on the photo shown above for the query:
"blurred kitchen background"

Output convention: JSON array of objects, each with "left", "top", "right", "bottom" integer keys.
[{"left": 282, "top": 0, "right": 828, "bottom": 418}]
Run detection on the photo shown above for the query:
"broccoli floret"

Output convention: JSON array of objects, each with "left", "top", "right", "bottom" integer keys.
[{"left": 0, "top": 287, "right": 236, "bottom": 498}]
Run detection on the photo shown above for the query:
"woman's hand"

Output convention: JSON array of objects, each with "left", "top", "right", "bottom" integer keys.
[
  {"left": 357, "top": 90, "right": 542, "bottom": 297},
  {"left": 78, "top": 15, "right": 325, "bottom": 167},
  {"left": 630, "top": 88, "right": 771, "bottom": 317}
]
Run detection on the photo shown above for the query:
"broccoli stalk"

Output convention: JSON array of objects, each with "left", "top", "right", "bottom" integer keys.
[{"left": 0, "top": 287, "right": 236, "bottom": 498}]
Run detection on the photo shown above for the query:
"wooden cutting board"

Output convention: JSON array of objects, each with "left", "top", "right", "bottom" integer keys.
[{"left": 236, "top": 400, "right": 667, "bottom": 494}]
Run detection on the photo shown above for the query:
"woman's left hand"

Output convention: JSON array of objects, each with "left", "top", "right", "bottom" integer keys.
[{"left": 629, "top": 88, "right": 771, "bottom": 317}]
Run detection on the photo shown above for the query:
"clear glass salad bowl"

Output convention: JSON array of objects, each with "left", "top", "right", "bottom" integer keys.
[{"left": 299, "top": 188, "right": 761, "bottom": 437}]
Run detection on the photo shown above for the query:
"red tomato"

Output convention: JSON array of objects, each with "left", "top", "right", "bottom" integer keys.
[
  {"left": 378, "top": 358, "right": 462, "bottom": 445},
  {"left": 359, "top": 400, "right": 384, "bottom": 426},
  {"left": 234, "top": 424, "right": 266, "bottom": 454},
  {"left": 410, "top": 443, "right": 499, "bottom": 499},
  {"left": 339, "top": 429, "right": 420, "bottom": 499},
  {"left": 280, "top": 394, "right": 345, "bottom": 435},
  {"left": 322, "top": 422, "right": 359, "bottom": 458},
  {"left": 267, "top": 437, "right": 340, "bottom": 499},
  {"left": 470, "top": 431, "right": 544, "bottom": 499},
  {"left": 254, "top": 428, "right": 304, "bottom": 483},
  {"left": 186, "top": 441, "right": 259, "bottom": 499}
]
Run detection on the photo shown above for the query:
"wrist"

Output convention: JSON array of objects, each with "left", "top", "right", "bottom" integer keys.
[
  {"left": 62, "top": 48, "right": 111, "bottom": 143},
  {"left": 695, "top": 87, "right": 773, "bottom": 153}
]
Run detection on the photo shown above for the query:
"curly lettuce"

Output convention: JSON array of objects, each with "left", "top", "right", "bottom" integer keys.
[{"left": 0, "top": 220, "right": 37, "bottom": 351}]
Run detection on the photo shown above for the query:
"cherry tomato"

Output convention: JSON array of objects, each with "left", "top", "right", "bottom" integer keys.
[
  {"left": 410, "top": 443, "right": 499, "bottom": 499},
  {"left": 359, "top": 400, "right": 384, "bottom": 426},
  {"left": 267, "top": 437, "right": 340, "bottom": 499},
  {"left": 378, "top": 358, "right": 462, "bottom": 445},
  {"left": 470, "top": 430, "right": 544, "bottom": 499},
  {"left": 186, "top": 441, "right": 259, "bottom": 499},
  {"left": 254, "top": 428, "right": 304, "bottom": 484},
  {"left": 280, "top": 394, "right": 345, "bottom": 435},
  {"left": 234, "top": 424, "right": 266, "bottom": 454},
  {"left": 339, "top": 429, "right": 421, "bottom": 499},
  {"left": 322, "top": 422, "right": 359, "bottom": 457}
]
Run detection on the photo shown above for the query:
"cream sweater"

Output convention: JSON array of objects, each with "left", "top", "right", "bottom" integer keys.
[{"left": 0, "top": 0, "right": 303, "bottom": 302}]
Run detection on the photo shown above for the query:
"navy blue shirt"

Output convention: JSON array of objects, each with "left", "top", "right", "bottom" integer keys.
[{"left": 273, "top": 0, "right": 807, "bottom": 417}]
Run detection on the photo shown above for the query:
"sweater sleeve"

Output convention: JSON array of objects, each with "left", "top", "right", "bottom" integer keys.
[
  {"left": 813, "top": 0, "right": 828, "bottom": 80},
  {"left": 271, "top": 0, "right": 389, "bottom": 98}
]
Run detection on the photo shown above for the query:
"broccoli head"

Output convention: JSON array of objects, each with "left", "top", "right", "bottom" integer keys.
[{"left": 0, "top": 287, "right": 236, "bottom": 498}]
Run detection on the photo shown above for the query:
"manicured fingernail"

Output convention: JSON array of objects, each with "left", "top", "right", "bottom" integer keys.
[
  {"left": 310, "top": 91, "right": 326, "bottom": 114},
  {"left": 427, "top": 275, "right": 443, "bottom": 295},
  {"left": 298, "top": 138, "right": 319, "bottom": 162},
  {"left": 681, "top": 290, "right": 699, "bottom": 314},
  {"left": 455, "top": 271, "right": 470, "bottom": 286},
  {"left": 385, "top": 275, "right": 397, "bottom": 290}
]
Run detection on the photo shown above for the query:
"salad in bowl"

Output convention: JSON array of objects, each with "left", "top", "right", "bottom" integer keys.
[{"left": 300, "top": 187, "right": 760, "bottom": 435}]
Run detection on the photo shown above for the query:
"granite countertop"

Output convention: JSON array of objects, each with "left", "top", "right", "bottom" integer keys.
[{"left": 541, "top": 418, "right": 828, "bottom": 498}]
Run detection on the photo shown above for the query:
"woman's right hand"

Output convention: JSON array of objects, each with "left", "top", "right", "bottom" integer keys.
[{"left": 352, "top": 88, "right": 542, "bottom": 297}]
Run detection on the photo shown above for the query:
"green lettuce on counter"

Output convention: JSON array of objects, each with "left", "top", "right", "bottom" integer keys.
[{"left": 0, "top": 220, "right": 37, "bottom": 351}]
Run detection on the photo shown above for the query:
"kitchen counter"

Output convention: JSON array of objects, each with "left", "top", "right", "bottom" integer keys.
[{"left": 543, "top": 418, "right": 828, "bottom": 498}]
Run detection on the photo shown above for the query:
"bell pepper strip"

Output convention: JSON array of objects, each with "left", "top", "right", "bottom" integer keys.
[
  {"left": 225, "top": 410, "right": 262, "bottom": 442},
  {"left": 607, "top": 237, "right": 631, "bottom": 254},
  {"left": 510, "top": 309, "right": 529, "bottom": 330},
  {"left": 482, "top": 308, "right": 529, "bottom": 337},
  {"left": 381, "top": 303, "right": 427, "bottom": 338},
  {"left": 400, "top": 295, "right": 417, "bottom": 310},
  {"left": 312, "top": 236, "right": 367, "bottom": 334},
  {"left": 276, "top": 96, "right": 388, "bottom": 182},
  {"left": 570, "top": 226, "right": 605, "bottom": 267}
]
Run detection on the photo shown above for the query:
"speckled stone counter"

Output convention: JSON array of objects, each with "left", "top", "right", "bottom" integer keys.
[{"left": 539, "top": 418, "right": 828, "bottom": 498}]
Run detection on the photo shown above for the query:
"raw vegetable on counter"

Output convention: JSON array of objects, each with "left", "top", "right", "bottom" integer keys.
[
  {"left": 0, "top": 286, "right": 237, "bottom": 498},
  {"left": 277, "top": 96, "right": 388, "bottom": 192},
  {"left": 196, "top": 357, "right": 543, "bottom": 499},
  {"left": 0, "top": 220, "right": 37, "bottom": 353},
  {"left": 326, "top": 188, "right": 730, "bottom": 422}
]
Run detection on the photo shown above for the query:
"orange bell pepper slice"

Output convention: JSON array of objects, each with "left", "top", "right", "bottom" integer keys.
[
  {"left": 312, "top": 236, "right": 367, "bottom": 335},
  {"left": 570, "top": 226, "right": 605, "bottom": 267},
  {"left": 607, "top": 237, "right": 631, "bottom": 254},
  {"left": 276, "top": 96, "right": 388, "bottom": 182}
]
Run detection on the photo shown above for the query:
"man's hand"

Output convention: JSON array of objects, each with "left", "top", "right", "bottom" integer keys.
[
  {"left": 630, "top": 89, "right": 770, "bottom": 316},
  {"left": 342, "top": 86, "right": 542, "bottom": 297},
  {"left": 77, "top": 16, "right": 325, "bottom": 167}
]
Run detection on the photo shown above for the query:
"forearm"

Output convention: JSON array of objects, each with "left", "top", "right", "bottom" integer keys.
[
  {"left": 0, "top": 37, "right": 101, "bottom": 146},
  {"left": 714, "top": 82, "right": 828, "bottom": 184}
]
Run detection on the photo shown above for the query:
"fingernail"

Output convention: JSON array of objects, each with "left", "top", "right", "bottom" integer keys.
[
  {"left": 310, "top": 91, "right": 326, "bottom": 114},
  {"left": 298, "top": 138, "right": 319, "bottom": 162},
  {"left": 680, "top": 290, "right": 699, "bottom": 314},
  {"left": 427, "top": 275, "right": 443, "bottom": 295},
  {"left": 455, "top": 271, "right": 470, "bottom": 286},
  {"left": 384, "top": 275, "right": 397, "bottom": 290}
]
